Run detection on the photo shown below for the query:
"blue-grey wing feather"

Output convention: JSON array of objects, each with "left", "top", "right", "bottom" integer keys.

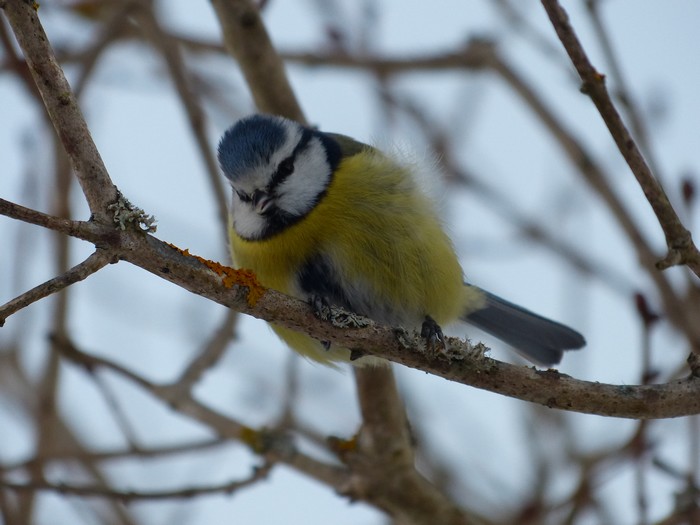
[{"left": 463, "top": 286, "right": 585, "bottom": 365}]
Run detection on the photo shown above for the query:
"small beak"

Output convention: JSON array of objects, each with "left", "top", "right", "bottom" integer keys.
[{"left": 252, "top": 190, "right": 273, "bottom": 215}]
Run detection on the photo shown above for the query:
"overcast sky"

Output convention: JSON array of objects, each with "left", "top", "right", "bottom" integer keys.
[{"left": 2, "top": 1, "right": 700, "bottom": 523}]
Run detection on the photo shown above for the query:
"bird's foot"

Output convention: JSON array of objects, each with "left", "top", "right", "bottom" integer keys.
[
  {"left": 421, "top": 315, "right": 446, "bottom": 352},
  {"left": 309, "top": 295, "right": 371, "bottom": 351}
]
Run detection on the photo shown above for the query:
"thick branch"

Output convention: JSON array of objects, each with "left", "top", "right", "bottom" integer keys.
[
  {"left": 3, "top": 196, "right": 700, "bottom": 419},
  {"left": 350, "top": 367, "right": 481, "bottom": 524},
  {"left": 209, "top": 0, "right": 305, "bottom": 121},
  {"left": 114, "top": 237, "right": 700, "bottom": 421},
  {"left": 118, "top": 233, "right": 700, "bottom": 420}
]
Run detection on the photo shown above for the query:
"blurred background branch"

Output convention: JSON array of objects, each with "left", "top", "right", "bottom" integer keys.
[{"left": 1, "top": 1, "right": 699, "bottom": 524}]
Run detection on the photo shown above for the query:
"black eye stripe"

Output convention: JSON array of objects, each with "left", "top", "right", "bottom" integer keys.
[
  {"left": 270, "top": 157, "right": 294, "bottom": 188},
  {"left": 279, "top": 157, "right": 294, "bottom": 175},
  {"left": 235, "top": 128, "right": 318, "bottom": 203},
  {"left": 269, "top": 129, "right": 313, "bottom": 189}
]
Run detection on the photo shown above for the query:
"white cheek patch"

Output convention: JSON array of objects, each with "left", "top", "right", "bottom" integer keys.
[
  {"left": 276, "top": 138, "right": 331, "bottom": 216},
  {"left": 231, "top": 195, "right": 267, "bottom": 239},
  {"left": 227, "top": 120, "right": 331, "bottom": 238}
]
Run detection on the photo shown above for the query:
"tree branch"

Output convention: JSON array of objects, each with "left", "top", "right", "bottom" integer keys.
[
  {"left": 209, "top": 0, "right": 305, "bottom": 121},
  {"left": 1, "top": 0, "right": 118, "bottom": 220},
  {"left": 540, "top": 0, "right": 700, "bottom": 276},
  {"left": 4, "top": 194, "right": 700, "bottom": 419},
  {"left": 347, "top": 367, "right": 483, "bottom": 524},
  {"left": 136, "top": 4, "right": 230, "bottom": 244},
  {"left": 0, "top": 198, "right": 114, "bottom": 243},
  {"left": 2, "top": 438, "right": 228, "bottom": 472},
  {"left": 2, "top": 0, "right": 699, "bottom": 422},
  {"left": 0, "top": 250, "right": 112, "bottom": 326},
  {"left": 488, "top": 54, "right": 700, "bottom": 348},
  {"left": 1, "top": 463, "right": 273, "bottom": 500},
  {"left": 53, "top": 334, "right": 351, "bottom": 490},
  {"left": 584, "top": 0, "right": 663, "bottom": 183}
]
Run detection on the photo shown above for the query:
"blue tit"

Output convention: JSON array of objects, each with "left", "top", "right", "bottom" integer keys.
[{"left": 217, "top": 114, "right": 585, "bottom": 366}]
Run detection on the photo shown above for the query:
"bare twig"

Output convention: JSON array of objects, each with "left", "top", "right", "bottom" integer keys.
[
  {"left": 489, "top": 52, "right": 700, "bottom": 348},
  {"left": 72, "top": 1, "right": 139, "bottom": 98},
  {"left": 0, "top": 347, "right": 138, "bottom": 525},
  {"left": 1, "top": 438, "right": 228, "bottom": 472},
  {"left": 541, "top": 0, "right": 700, "bottom": 276},
  {"left": 1, "top": 462, "right": 273, "bottom": 500},
  {"left": 137, "top": 4, "right": 230, "bottom": 243},
  {"left": 0, "top": 198, "right": 111, "bottom": 242},
  {"left": 170, "top": 309, "right": 238, "bottom": 399},
  {"left": 55, "top": 337, "right": 351, "bottom": 489},
  {"left": 1, "top": 1, "right": 118, "bottom": 219},
  {"left": 585, "top": 0, "right": 662, "bottom": 183},
  {"left": 0, "top": 250, "right": 112, "bottom": 326}
]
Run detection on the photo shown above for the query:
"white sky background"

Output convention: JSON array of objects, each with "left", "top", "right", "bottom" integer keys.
[{"left": 1, "top": 1, "right": 700, "bottom": 524}]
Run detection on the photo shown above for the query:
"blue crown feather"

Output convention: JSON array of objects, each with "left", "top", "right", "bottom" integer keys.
[{"left": 217, "top": 115, "right": 287, "bottom": 180}]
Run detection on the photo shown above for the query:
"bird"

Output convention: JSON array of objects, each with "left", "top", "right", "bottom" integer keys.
[{"left": 217, "top": 114, "right": 585, "bottom": 366}]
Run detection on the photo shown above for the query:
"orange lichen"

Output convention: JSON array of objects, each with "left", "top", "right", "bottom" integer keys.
[
  {"left": 239, "top": 426, "right": 261, "bottom": 451},
  {"left": 169, "top": 244, "right": 265, "bottom": 306},
  {"left": 221, "top": 267, "right": 265, "bottom": 307},
  {"left": 327, "top": 435, "right": 358, "bottom": 456}
]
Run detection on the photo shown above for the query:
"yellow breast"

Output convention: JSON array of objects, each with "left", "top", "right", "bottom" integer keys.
[{"left": 229, "top": 149, "right": 474, "bottom": 362}]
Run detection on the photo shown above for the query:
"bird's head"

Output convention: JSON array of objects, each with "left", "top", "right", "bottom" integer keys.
[{"left": 217, "top": 114, "right": 340, "bottom": 240}]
